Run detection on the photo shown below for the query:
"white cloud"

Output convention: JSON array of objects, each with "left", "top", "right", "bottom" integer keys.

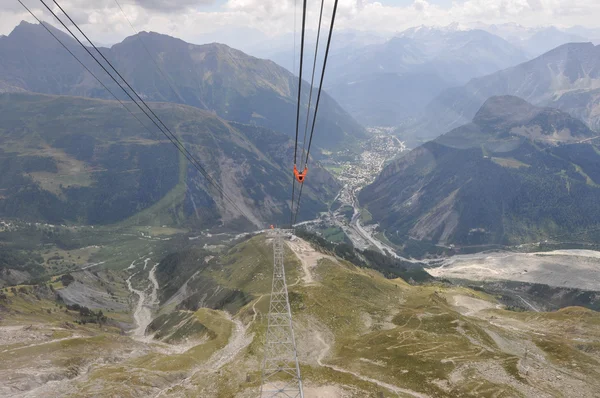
[
  {"left": 133, "top": 0, "right": 215, "bottom": 12},
  {"left": 2, "top": 0, "right": 600, "bottom": 49},
  {"left": 413, "top": 0, "right": 428, "bottom": 12}
]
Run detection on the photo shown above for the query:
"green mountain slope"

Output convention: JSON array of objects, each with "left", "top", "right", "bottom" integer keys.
[
  {"left": 360, "top": 96, "right": 600, "bottom": 247},
  {"left": 0, "top": 92, "right": 340, "bottom": 228},
  {"left": 2, "top": 234, "right": 600, "bottom": 397},
  {"left": 0, "top": 21, "right": 366, "bottom": 150}
]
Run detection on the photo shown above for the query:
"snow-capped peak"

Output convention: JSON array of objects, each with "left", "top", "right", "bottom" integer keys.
[{"left": 398, "top": 22, "right": 472, "bottom": 38}]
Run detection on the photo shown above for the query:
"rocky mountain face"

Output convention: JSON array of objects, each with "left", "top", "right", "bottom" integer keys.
[
  {"left": 404, "top": 42, "right": 600, "bottom": 145},
  {"left": 360, "top": 96, "right": 600, "bottom": 247},
  {"left": 0, "top": 21, "right": 366, "bottom": 150},
  {"left": 325, "top": 27, "right": 527, "bottom": 126},
  {"left": 0, "top": 92, "right": 339, "bottom": 229}
]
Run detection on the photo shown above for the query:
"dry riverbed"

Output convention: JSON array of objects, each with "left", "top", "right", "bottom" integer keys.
[{"left": 429, "top": 250, "right": 600, "bottom": 291}]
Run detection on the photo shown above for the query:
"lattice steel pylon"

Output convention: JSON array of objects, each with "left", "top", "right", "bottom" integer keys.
[{"left": 260, "top": 229, "right": 304, "bottom": 398}]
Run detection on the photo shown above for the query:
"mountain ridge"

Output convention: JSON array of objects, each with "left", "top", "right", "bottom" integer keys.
[
  {"left": 360, "top": 96, "right": 600, "bottom": 247},
  {"left": 403, "top": 42, "right": 600, "bottom": 144},
  {"left": 0, "top": 21, "right": 366, "bottom": 150}
]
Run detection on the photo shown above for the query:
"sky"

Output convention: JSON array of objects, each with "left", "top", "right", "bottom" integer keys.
[{"left": 1, "top": 0, "right": 600, "bottom": 51}]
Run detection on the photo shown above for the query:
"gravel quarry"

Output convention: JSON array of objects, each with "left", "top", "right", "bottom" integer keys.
[
  {"left": 429, "top": 249, "right": 600, "bottom": 291},
  {"left": 286, "top": 237, "right": 338, "bottom": 285}
]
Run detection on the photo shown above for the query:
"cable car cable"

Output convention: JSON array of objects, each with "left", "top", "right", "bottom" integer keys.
[
  {"left": 18, "top": 0, "right": 225, "bottom": 224},
  {"left": 114, "top": 0, "right": 186, "bottom": 105},
  {"left": 303, "top": 0, "right": 338, "bottom": 168},
  {"left": 39, "top": 0, "right": 252, "bottom": 221},
  {"left": 290, "top": 0, "right": 308, "bottom": 227},
  {"left": 299, "top": 0, "right": 325, "bottom": 170},
  {"left": 17, "top": 0, "right": 150, "bottom": 135},
  {"left": 293, "top": 0, "right": 308, "bottom": 166},
  {"left": 293, "top": 0, "right": 339, "bottom": 226}
]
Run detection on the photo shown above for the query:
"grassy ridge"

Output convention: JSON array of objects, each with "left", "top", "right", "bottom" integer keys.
[{"left": 2, "top": 234, "right": 600, "bottom": 397}]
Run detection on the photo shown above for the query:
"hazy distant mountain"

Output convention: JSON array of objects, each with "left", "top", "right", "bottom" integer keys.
[
  {"left": 0, "top": 21, "right": 366, "bottom": 150},
  {"left": 523, "top": 27, "right": 587, "bottom": 56},
  {"left": 397, "top": 26, "right": 529, "bottom": 84},
  {"left": 324, "top": 26, "right": 527, "bottom": 126},
  {"left": 565, "top": 26, "right": 600, "bottom": 44},
  {"left": 0, "top": 92, "right": 339, "bottom": 228},
  {"left": 360, "top": 96, "right": 600, "bottom": 247},
  {"left": 266, "top": 29, "right": 388, "bottom": 74},
  {"left": 328, "top": 71, "right": 449, "bottom": 127},
  {"left": 405, "top": 42, "right": 600, "bottom": 144},
  {"left": 479, "top": 23, "right": 592, "bottom": 57}
]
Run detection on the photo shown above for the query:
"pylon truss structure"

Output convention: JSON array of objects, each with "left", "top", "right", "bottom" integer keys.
[{"left": 260, "top": 229, "right": 304, "bottom": 398}]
